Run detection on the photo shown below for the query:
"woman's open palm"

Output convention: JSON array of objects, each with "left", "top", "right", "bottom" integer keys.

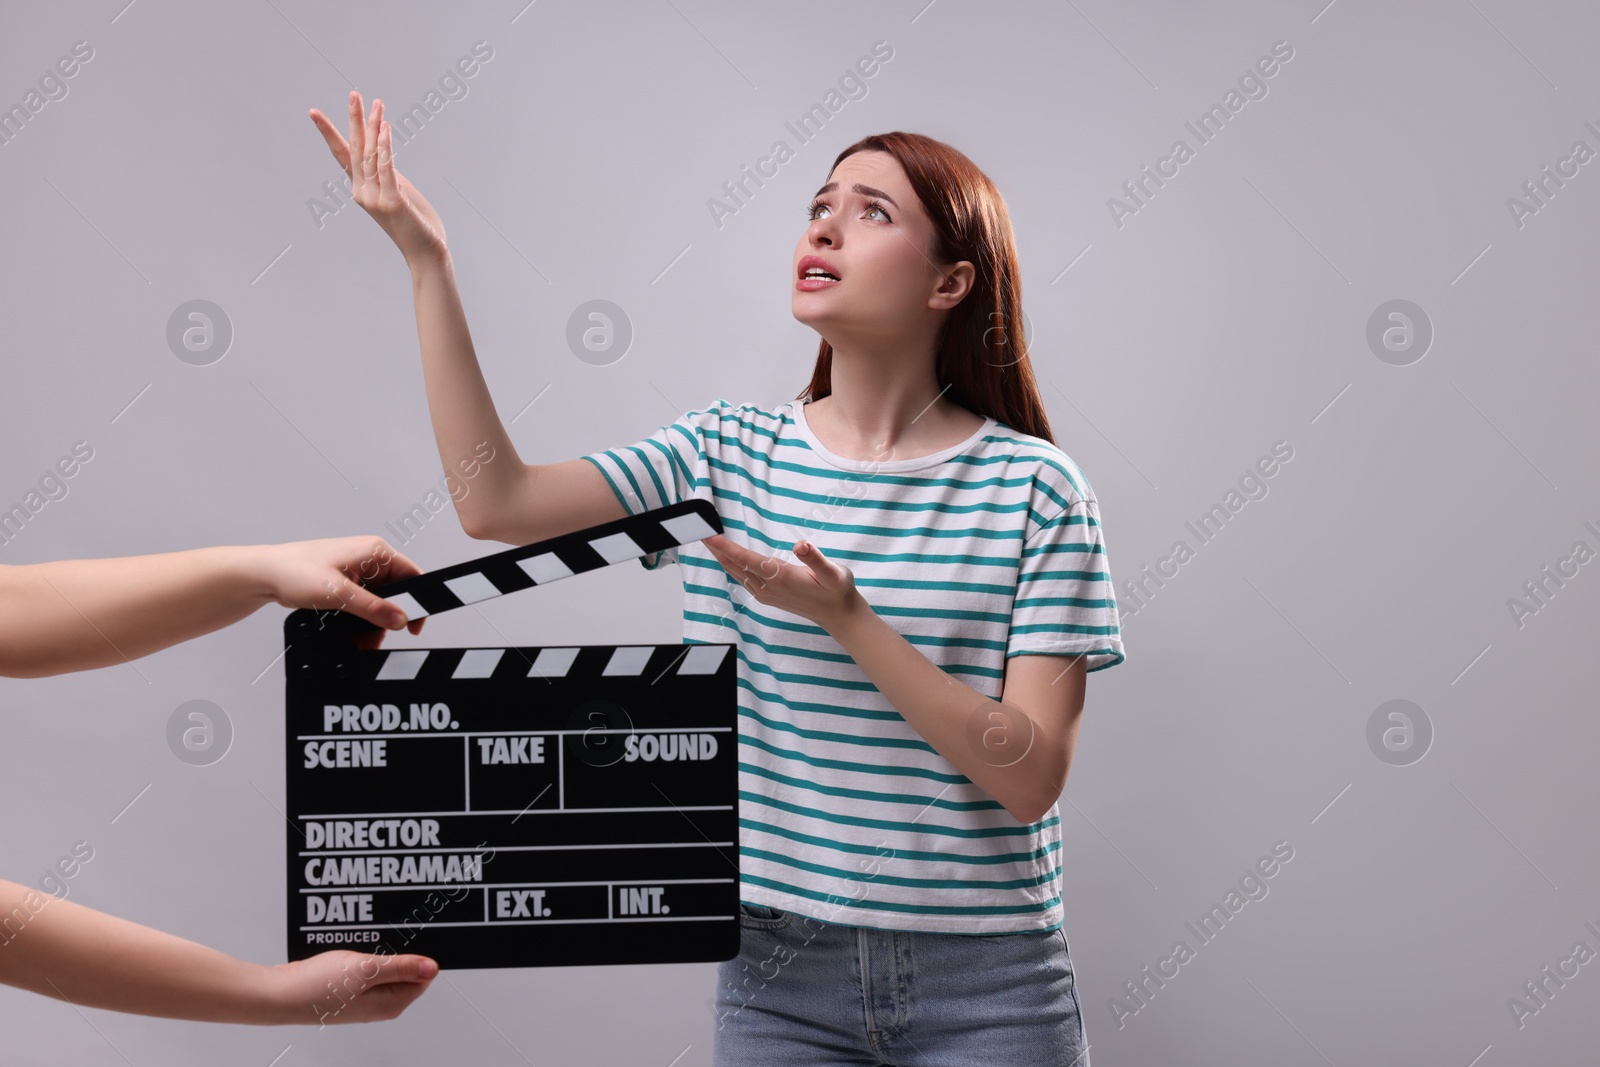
[{"left": 308, "top": 91, "right": 447, "bottom": 263}]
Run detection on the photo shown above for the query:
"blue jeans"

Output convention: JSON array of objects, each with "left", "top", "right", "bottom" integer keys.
[{"left": 712, "top": 903, "right": 1090, "bottom": 1066}]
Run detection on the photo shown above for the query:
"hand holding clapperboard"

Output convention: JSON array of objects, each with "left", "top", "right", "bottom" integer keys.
[{"left": 283, "top": 500, "right": 740, "bottom": 970}]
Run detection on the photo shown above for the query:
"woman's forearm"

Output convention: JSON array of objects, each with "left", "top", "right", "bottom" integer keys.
[
  {"left": 699, "top": 535, "right": 1075, "bottom": 823},
  {"left": 827, "top": 601, "right": 1068, "bottom": 824},
  {"left": 408, "top": 251, "right": 533, "bottom": 541},
  {"left": 0, "top": 547, "right": 270, "bottom": 677},
  {"left": 0, "top": 880, "right": 287, "bottom": 1024}
]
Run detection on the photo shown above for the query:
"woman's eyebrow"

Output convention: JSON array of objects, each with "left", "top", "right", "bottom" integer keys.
[{"left": 812, "top": 182, "right": 899, "bottom": 209}]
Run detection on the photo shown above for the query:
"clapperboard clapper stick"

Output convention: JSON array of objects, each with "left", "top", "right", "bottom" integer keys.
[{"left": 282, "top": 499, "right": 740, "bottom": 970}]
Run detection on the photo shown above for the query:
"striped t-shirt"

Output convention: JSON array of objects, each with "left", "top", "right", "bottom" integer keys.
[{"left": 581, "top": 397, "right": 1125, "bottom": 934}]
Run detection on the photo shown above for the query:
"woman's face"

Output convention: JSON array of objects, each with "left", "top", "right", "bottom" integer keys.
[{"left": 792, "top": 150, "right": 958, "bottom": 344}]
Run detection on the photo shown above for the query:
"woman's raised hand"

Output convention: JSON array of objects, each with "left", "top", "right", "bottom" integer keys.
[{"left": 309, "top": 91, "right": 448, "bottom": 265}]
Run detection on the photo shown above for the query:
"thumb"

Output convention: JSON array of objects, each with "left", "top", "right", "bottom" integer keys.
[
  {"left": 795, "top": 540, "right": 834, "bottom": 576},
  {"left": 334, "top": 578, "right": 408, "bottom": 631},
  {"left": 372, "top": 954, "right": 439, "bottom": 985},
  {"left": 308, "top": 109, "right": 353, "bottom": 173}
]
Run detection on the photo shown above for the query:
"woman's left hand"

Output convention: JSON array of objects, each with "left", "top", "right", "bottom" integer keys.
[{"left": 703, "top": 535, "right": 863, "bottom": 632}]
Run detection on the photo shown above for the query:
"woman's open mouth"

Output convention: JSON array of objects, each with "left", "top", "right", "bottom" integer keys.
[
  {"left": 797, "top": 256, "right": 842, "bottom": 291},
  {"left": 796, "top": 273, "right": 841, "bottom": 291}
]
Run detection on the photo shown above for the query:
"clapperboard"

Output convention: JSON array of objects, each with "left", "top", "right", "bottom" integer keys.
[{"left": 282, "top": 500, "right": 740, "bottom": 970}]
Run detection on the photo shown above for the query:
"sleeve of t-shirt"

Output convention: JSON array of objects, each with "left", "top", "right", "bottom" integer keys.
[
  {"left": 579, "top": 400, "right": 724, "bottom": 571},
  {"left": 1005, "top": 494, "right": 1127, "bottom": 672}
]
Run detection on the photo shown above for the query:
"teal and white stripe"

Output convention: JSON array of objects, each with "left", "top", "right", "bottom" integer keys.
[{"left": 583, "top": 398, "right": 1125, "bottom": 934}]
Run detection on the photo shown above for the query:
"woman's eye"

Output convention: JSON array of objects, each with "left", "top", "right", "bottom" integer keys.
[{"left": 805, "top": 199, "right": 891, "bottom": 222}]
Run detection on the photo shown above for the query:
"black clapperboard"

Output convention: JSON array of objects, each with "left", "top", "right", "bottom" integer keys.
[{"left": 282, "top": 500, "right": 740, "bottom": 970}]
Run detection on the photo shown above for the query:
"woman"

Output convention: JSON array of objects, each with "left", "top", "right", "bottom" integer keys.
[{"left": 311, "top": 92, "right": 1124, "bottom": 1065}]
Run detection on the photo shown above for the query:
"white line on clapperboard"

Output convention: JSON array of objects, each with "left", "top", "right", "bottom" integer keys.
[
  {"left": 301, "top": 915, "right": 738, "bottom": 931},
  {"left": 298, "top": 842, "right": 736, "bottom": 856},
  {"left": 299, "top": 806, "right": 732, "bottom": 818},
  {"left": 298, "top": 877, "right": 736, "bottom": 894},
  {"left": 294, "top": 728, "right": 734, "bottom": 739}
]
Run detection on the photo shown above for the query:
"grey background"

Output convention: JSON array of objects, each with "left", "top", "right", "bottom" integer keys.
[{"left": 2, "top": 0, "right": 1595, "bottom": 1063}]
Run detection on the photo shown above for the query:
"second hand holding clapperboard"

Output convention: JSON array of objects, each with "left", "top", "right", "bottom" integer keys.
[{"left": 282, "top": 500, "right": 739, "bottom": 970}]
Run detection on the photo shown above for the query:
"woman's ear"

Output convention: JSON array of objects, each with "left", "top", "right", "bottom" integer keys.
[{"left": 928, "top": 260, "right": 976, "bottom": 309}]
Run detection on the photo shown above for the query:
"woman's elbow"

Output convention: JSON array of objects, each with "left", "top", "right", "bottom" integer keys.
[
  {"left": 1006, "top": 798, "right": 1054, "bottom": 826},
  {"left": 454, "top": 496, "right": 514, "bottom": 543},
  {"left": 456, "top": 510, "right": 497, "bottom": 542},
  {"left": 0, "top": 657, "right": 53, "bottom": 680},
  {"left": 1007, "top": 766, "right": 1071, "bottom": 824}
]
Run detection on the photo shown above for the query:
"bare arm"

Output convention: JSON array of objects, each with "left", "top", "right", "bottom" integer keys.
[
  {"left": 0, "top": 537, "right": 437, "bottom": 1020},
  {"left": 703, "top": 535, "right": 1087, "bottom": 824},
  {"left": 0, "top": 537, "right": 421, "bottom": 678},
  {"left": 309, "top": 93, "right": 624, "bottom": 546},
  {"left": 407, "top": 256, "right": 625, "bottom": 542},
  {"left": 0, "top": 880, "right": 435, "bottom": 1025}
]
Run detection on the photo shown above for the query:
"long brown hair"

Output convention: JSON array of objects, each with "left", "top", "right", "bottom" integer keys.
[{"left": 797, "top": 131, "right": 1056, "bottom": 445}]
